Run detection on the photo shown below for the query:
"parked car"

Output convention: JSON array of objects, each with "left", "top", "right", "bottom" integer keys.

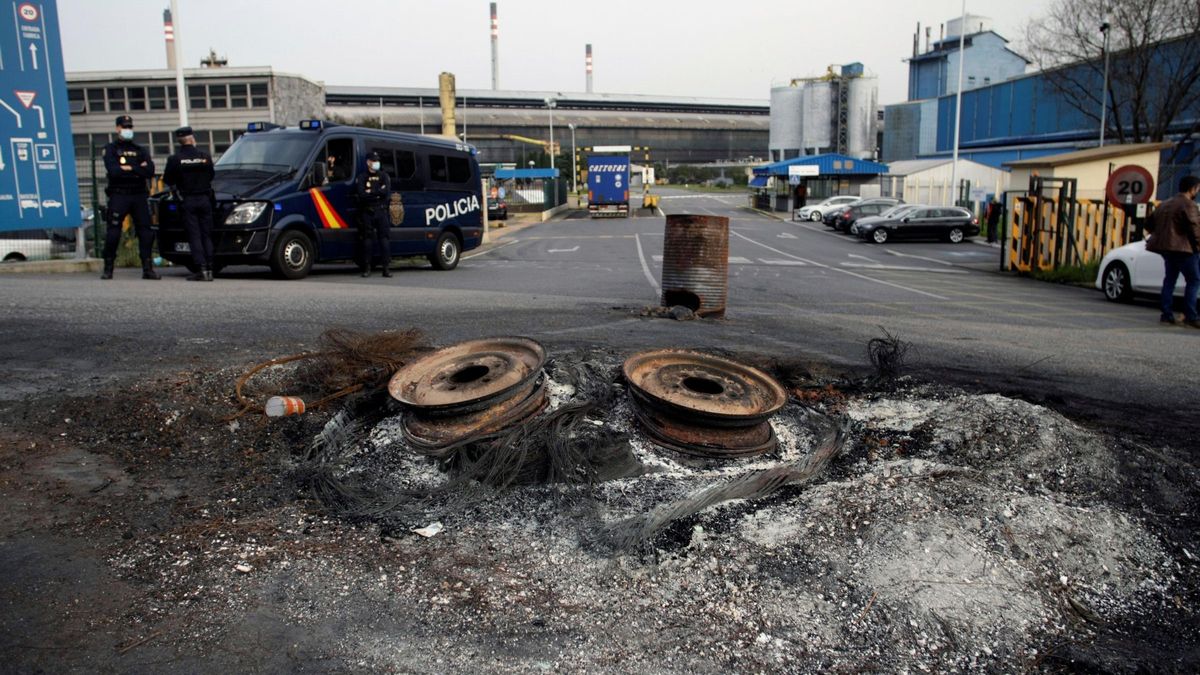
[
  {"left": 850, "top": 204, "right": 923, "bottom": 236},
  {"left": 829, "top": 198, "right": 903, "bottom": 233},
  {"left": 1095, "top": 239, "right": 1192, "bottom": 303},
  {"left": 856, "top": 206, "right": 979, "bottom": 244},
  {"left": 795, "top": 195, "right": 860, "bottom": 222},
  {"left": 487, "top": 197, "right": 508, "bottom": 220},
  {"left": 0, "top": 229, "right": 57, "bottom": 261}
]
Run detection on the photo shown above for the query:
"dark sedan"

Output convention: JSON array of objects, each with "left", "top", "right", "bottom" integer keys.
[
  {"left": 488, "top": 198, "right": 508, "bottom": 220},
  {"left": 855, "top": 206, "right": 979, "bottom": 244},
  {"left": 826, "top": 198, "right": 903, "bottom": 232}
]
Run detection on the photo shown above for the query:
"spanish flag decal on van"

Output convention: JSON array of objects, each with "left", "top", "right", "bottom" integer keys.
[{"left": 309, "top": 189, "right": 349, "bottom": 229}]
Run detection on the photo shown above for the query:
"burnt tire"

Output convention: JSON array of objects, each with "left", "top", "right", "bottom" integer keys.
[
  {"left": 1102, "top": 262, "right": 1133, "bottom": 303},
  {"left": 429, "top": 231, "right": 460, "bottom": 271},
  {"left": 270, "top": 230, "right": 315, "bottom": 280}
]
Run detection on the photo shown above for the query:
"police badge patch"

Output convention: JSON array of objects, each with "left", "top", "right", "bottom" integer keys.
[{"left": 389, "top": 194, "right": 405, "bottom": 226}]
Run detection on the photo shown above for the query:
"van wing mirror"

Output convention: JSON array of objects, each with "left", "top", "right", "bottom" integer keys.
[{"left": 312, "top": 161, "right": 327, "bottom": 187}]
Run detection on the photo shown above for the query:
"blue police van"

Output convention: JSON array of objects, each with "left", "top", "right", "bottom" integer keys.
[{"left": 154, "top": 121, "right": 484, "bottom": 279}]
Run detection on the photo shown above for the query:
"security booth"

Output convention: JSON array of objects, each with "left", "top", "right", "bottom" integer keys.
[
  {"left": 493, "top": 167, "right": 564, "bottom": 213},
  {"left": 752, "top": 154, "right": 890, "bottom": 212},
  {"left": 748, "top": 174, "right": 771, "bottom": 210}
]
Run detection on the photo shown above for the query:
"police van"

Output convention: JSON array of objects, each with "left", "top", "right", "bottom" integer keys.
[{"left": 154, "top": 121, "right": 484, "bottom": 279}]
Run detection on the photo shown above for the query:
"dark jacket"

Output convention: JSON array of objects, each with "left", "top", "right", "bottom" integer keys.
[
  {"left": 354, "top": 170, "right": 391, "bottom": 207},
  {"left": 162, "top": 144, "right": 215, "bottom": 196},
  {"left": 102, "top": 139, "right": 155, "bottom": 194},
  {"left": 1146, "top": 193, "right": 1200, "bottom": 255}
]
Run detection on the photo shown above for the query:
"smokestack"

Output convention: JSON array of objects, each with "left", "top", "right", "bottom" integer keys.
[
  {"left": 490, "top": 3, "right": 499, "bottom": 90},
  {"left": 586, "top": 43, "right": 593, "bottom": 93},
  {"left": 939, "top": 23, "right": 944, "bottom": 43},
  {"left": 913, "top": 22, "right": 920, "bottom": 57},
  {"left": 925, "top": 26, "right": 932, "bottom": 52},
  {"left": 439, "top": 72, "right": 457, "bottom": 138},
  {"left": 163, "top": 8, "right": 176, "bottom": 70}
]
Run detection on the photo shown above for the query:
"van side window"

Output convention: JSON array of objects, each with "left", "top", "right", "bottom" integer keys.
[
  {"left": 447, "top": 156, "right": 472, "bottom": 183},
  {"left": 428, "top": 155, "right": 448, "bottom": 182},
  {"left": 369, "top": 146, "right": 398, "bottom": 178},
  {"left": 322, "top": 138, "right": 354, "bottom": 184},
  {"left": 396, "top": 150, "right": 416, "bottom": 180}
]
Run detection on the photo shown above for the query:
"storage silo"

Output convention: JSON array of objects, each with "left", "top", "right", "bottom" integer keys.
[
  {"left": 845, "top": 76, "right": 879, "bottom": 159},
  {"left": 801, "top": 81, "right": 834, "bottom": 154},
  {"left": 769, "top": 85, "right": 804, "bottom": 160}
]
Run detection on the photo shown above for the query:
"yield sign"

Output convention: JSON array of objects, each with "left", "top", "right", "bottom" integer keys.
[{"left": 14, "top": 91, "right": 37, "bottom": 108}]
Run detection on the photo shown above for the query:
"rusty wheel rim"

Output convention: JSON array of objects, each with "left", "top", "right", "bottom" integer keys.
[
  {"left": 388, "top": 337, "right": 546, "bottom": 412},
  {"left": 403, "top": 378, "right": 549, "bottom": 454},
  {"left": 631, "top": 402, "right": 777, "bottom": 458},
  {"left": 622, "top": 349, "right": 786, "bottom": 424}
]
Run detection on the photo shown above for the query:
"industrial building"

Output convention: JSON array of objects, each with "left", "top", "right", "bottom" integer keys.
[
  {"left": 768, "top": 63, "right": 879, "bottom": 161},
  {"left": 905, "top": 15, "right": 1028, "bottom": 101}
]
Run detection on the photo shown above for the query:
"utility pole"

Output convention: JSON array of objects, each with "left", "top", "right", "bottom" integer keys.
[
  {"left": 1099, "top": 17, "right": 1111, "bottom": 146},
  {"left": 170, "top": 0, "right": 188, "bottom": 126},
  {"left": 545, "top": 97, "right": 556, "bottom": 171},
  {"left": 949, "top": 0, "right": 966, "bottom": 206},
  {"left": 568, "top": 123, "right": 577, "bottom": 193}
]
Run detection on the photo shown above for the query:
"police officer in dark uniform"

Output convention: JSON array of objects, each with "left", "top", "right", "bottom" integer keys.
[
  {"left": 163, "top": 126, "right": 217, "bottom": 281},
  {"left": 101, "top": 115, "right": 159, "bottom": 280},
  {"left": 355, "top": 152, "right": 392, "bottom": 277}
]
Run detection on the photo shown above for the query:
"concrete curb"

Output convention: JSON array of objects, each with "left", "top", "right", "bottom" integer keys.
[{"left": 0, "top": 258, "right": 103, "bottom": 274}]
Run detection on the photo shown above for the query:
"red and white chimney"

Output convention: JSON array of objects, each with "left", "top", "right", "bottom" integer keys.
[
  {"left": 586, "top": 43, "right": 593, "bottom": 93},
  {"left": 163, "top": 8, "right": 176, "bottom": 70}
]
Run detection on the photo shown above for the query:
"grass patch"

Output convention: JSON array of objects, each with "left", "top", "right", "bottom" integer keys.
[{"left": 1029, "top": 260, "right": 1100, "bottom": 285}]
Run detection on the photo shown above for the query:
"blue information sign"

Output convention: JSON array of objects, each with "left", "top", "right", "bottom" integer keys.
[{"left": 0, "top": 0, "right": 80, "bottom": 231}]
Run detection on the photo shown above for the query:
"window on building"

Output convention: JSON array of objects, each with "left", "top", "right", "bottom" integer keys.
[
  {"left": 208, "top": 84, "right": 228, "bottom": 109},
  {"left": 984, "top": 77, "right": 991, "bottom": 85},
  {"left": 250, "top": 82, "right": 269, "bottom": 108},
  {"left": 72, "top": 133, "right": 90, "bottom": 160},
  {"left": 167, "top": 85, "right": 178, "bottom": 110},
  {"left": 86, "top": 88, "right": 105, "bottom": 112},
  {"left": 212, "top": 129, "right": 234, "bottom": 154},
  {"left": 126, "top": 86, "right": 146, "bottom": 111},
  {"left": 194, "top": 130, "right": 212, "bottom": 154},
  {"left": 68, "top": 88, "right": 85, "bottom": 114},
  {"left": 188, "top": 84, "right": 207, "bottom": 110},
  {"left": 148, "top": 86, "right": 168, "bottom": 110},
  {"left": 229, "top": 83, "right": 248, "bottom": 108},
  {"left": 968, "top": 75, "right": 976, "bottom": 86},
  {"left": 106, "top": 87, "right": 126, "bottom": 111},
  {"left": 151, "top": 132, "right": 171, "bottom": 159}
]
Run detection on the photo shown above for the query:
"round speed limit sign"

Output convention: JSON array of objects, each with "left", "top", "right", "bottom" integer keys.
[{"left": 1106, "top": 165, "right": 1155, "bottom": 207}]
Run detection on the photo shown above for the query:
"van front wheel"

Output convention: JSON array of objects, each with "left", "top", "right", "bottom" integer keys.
[
  {"left": 270, "top": 230, "right": 315, "bottom": 280},
  {"left": 429, "top": 231, "right": 460, "bottom": 270}
]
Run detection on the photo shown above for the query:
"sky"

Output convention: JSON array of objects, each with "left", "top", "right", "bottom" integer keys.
[{"left": 57, "top": 0, "right": 1055, "bottom": 105}]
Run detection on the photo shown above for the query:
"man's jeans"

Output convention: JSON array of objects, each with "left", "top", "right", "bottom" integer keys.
[{"left": 1159, "top": 251, "right": 1200, "bottom": 321}]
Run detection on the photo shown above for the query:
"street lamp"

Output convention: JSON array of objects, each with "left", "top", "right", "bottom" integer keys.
[
  {"left": 568, "top": 123, "right": 577, "bottom": 194},
  {"left": 1099, "top": 18, "right": 1112, "bottom": 147},
  {"left": 544, "top": 97, "right": 556, "bottom": 172}
]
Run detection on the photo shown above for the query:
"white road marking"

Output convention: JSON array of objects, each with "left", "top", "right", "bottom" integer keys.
[
  {"left": 884, "top": 249, "right": 955, "bottom": 266},
  {"left": 777, "top": 232, "right": 797, "bottom": 239},
  {"left": 840, "top": 262, "right": 968, "bottom": 275},
  {"left": 652, "top": 255, "right": 752, "bottom": 264},
  {"left": 463, "top": 239, "right": 518, "bottom": 259},
  {"left": 848, "top": 253, "right": 877, "bottom": 263},
  {"left": 634, "top": 233, "right": 661, "bottom": 295},
  {"left": 728, "top": 230, "right": 950, "bottom": 300},
  {"left": 758, "top": 259, "right": 808, "bottom": 266},
  {"left": 547, "top": 245, "right": 580, "bottom": 253}
]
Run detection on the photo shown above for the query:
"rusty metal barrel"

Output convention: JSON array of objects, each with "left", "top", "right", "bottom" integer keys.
[{"left": 661, "top": 214, "right": 729, "bottom": 318}]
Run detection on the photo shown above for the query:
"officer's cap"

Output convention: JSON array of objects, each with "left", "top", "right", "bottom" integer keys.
[
  {"left": 366, "top": 151, "right": 382, "bottom": 161},
  {"left": 174, "top": 126, "right": 194, "bottom": 138},
  {"left": 115, "top": 115, "right": 134, "bottom": 128}
]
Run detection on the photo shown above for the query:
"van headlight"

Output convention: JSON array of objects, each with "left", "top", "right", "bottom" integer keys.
[{"left": 225, "top": 201, "right": 268, "bottom": 225}]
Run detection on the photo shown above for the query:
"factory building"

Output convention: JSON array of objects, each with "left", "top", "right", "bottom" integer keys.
[
  {"left": 905, "top": 15, "right": 1028, "bottom": 101},
  {"left": 768, "top": 63, "right": 879, "bottom": 161}
]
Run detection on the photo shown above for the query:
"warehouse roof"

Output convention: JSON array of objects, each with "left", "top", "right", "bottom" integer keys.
[
  {"left": 753, "top": 154, "right": 889, "bottom": 177},
  {"left": 1003, "top": 143, "right": 1174, "bottom": 168}
]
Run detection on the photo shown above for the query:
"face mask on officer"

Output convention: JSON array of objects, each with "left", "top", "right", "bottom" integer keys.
[
  {"left": 118, "top": 128, "right": 134, "bottom": 141},
  {"left": 370, "top": 161, "right": 381, "bottom": 172}
]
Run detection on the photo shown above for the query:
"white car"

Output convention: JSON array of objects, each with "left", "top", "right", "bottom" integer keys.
[
  {"left": 795, "top": 195, "right": 860, "bottom": 222},
  {"left": 1096, "top": 240, "right": 1189, "bottom": 302}
]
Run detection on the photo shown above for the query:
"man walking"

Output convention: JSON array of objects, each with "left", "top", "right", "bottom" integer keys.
[
  {"left": 355, "top": 152, "right": 392, "bottom": 278},
  {"left": 100, "top": 115, "right": 158, "bottom": 280},
  {"left": 163, "top": 126, "right": 216, "bottom": 281},
  {"left": 1145, "top": 175, "right": 1200, "bottom": 327}
]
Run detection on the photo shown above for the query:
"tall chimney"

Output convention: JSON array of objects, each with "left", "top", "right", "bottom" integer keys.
[
  {"left": 925, "top": 26, "right": 932, "bottom": 52},
  {"left": 163, "top": 8, "right": 176, "bottom": 70},
  {"left": 439, "top": 72, "right": 457, "bottom": 138},
  {"left": 913, "top": 22, "right": 920, "bottom": 57},
  {"left": 586, "top": 43, "right": 593, "bottom": 93},
  {"left": 939, "top": 23, "right": 944, "bottom": 43},
  {"left": 490, "top": 3, "right": 499, "bottom": 90}
]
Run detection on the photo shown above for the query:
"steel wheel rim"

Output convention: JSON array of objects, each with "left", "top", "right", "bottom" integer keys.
[
  {"left": 441, "top": 238, "right": 458, "bottom": 264},
  {"left": 283, "top": 239, "right": 308, "bottom": 271}
]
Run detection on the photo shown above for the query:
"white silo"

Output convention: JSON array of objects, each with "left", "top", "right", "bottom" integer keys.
[
  {"left": 769, "top": 85, "right": 804, "bottom": 160},
  {"left": 845, "top": 76, "right": 879, "bottom": 159},
  {"left": 801, "top": 81, "right": 834, "bottom": 154}
]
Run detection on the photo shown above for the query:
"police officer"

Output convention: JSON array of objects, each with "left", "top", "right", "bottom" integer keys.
[
  {"left": 101, "top": 115, "right": 158, "bottom": 280},
  {"left": 355, "top": 152, "right": 392, "bottom": 278},
  {"left": 163, "top": 126, "right": 216, "bottom": 281}
]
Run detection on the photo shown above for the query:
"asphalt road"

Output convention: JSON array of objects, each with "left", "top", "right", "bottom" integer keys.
[{"left": 2, "top": 187, "right": 1196, "bottom": 439}]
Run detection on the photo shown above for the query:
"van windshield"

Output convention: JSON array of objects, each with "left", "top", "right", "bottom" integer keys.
[{"left": 216, "top": 134, "right": 316, "bottom": 173}]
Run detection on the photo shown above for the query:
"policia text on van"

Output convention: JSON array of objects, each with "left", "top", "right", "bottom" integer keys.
[{"left": 153, "top": 121, "right": 484, "bottom": 280}]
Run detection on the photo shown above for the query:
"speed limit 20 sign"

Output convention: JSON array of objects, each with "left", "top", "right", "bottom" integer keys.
[{"left": 1106, "top": 165, "right": 1155, "bottom": 207}]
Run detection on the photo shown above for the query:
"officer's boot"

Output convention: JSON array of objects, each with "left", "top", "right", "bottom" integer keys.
[
  {"left": 185, "top": 267, "right": 205, "bottom": 281},
  {"left": 100, "top": 258, "right": 115, "bottom": 280},
  {"left": 203, "top": 265, "right": 214, "bottom": 282},
  {"left": 141, "top": 258, "right": 161, "bottom": 280}
]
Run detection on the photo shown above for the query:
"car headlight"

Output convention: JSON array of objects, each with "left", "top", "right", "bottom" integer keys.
[{"left": 224, "top": 201, "right": 268, "bottom": 225}]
